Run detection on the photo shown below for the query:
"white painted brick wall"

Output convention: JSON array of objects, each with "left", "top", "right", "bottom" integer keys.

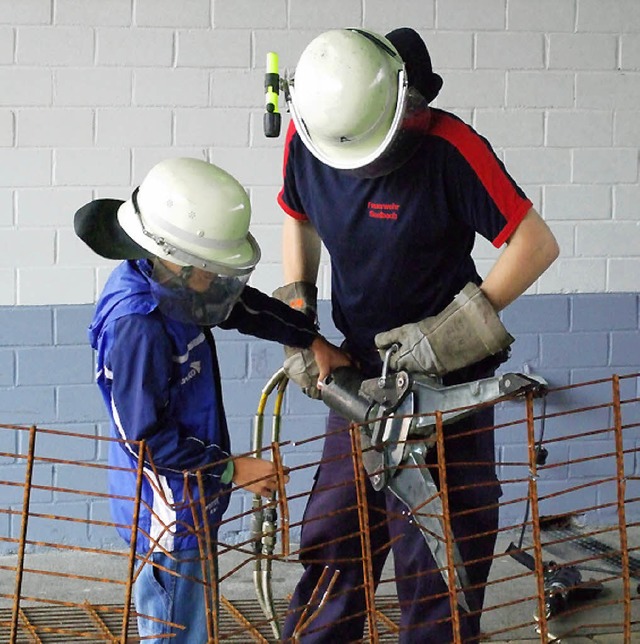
[
  {"left": 136, "top": 0, "right": 211, "bottom": 29},
  {"left": 548, "top": 34, "right": 618, "bottom": 70},
  {"left": 95, "top": 109, "right": 172, "bottom": 147},
  {"left": 476, "top": 33, "right": 545, "bottom": 69},
  {"left": 0, "top": 110, "right": 13, "bottom": 147},
  {"left": 615, "top": 186, "right": 640, "bottom": 220},
  {"left": 54, "top": 0, "right": 132, "bottom": 27},
  {"left": 363, "top": 0, "right": 434, "bottom": 31},
  {"left": 614, "top": 110, "right": 640, "bottom": 146},
  {"left": 0, "top": 26, "right": 14, "bottom": 62},
  {"left": 546, "top": 111, "right": 612, "bottom": 147},
  {"left": 54, "top": 69, "right": 132, "bottom": 106},
  {"left": 96, "top": 29, "right": 174, "bottom": 67},
  {"left": 621, "top": 34, "right": 640, "bottom": 69},
  {"left": 576, "top": 0, "right": 640, "bottom": 33},
  {"left": 507, "top": 0, "right": 576, "bottom": 32},
  {"left": 176, "top": 30, "right": 252, "bottom": 68},
  {"left": 0, "top": 1, "right": 51, "bottom": 25},
  {"left": 213, "top": 0, "right": 288, "bottom": 30},
  {"left": 0, "top": 0, "right": 638, "bottom": 305},
  {"left": 544, "top": 185, "right": 611, "bottom": 221},
  {"left": 18, "top": 109, "right": 94, "bottom": 147},
  {"left": 17, "top": 188, "right": 93, "bottom": 227},
  {"left": 0, "top": 190, "right": 13, "bottom": 226},
  {"left": 16, "top": 27, "right": 94, "bottom": 66}
]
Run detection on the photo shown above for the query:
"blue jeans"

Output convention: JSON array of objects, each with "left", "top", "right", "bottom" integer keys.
[{"left": 134, "top": 547, "right": 218, "bottom": 643}]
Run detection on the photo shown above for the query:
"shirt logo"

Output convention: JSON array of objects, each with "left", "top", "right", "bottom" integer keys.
[
  {"left": 181, "top": 361, "right": 202, "bottom": 385},
  {"left": 368, "top": 201, "right": 399, "bottom": 220}
]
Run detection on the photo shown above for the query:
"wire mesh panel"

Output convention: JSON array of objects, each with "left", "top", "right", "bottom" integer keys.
[{"left": 0, "top": 372, "right": 638, "bottom": 643}]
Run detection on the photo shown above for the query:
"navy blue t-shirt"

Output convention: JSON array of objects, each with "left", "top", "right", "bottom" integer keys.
[{"left": 278, "top": 108, "right": 532, "bottom": 374}]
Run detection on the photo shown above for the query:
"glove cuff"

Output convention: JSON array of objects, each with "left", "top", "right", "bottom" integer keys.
[
  {"left": 273, "top": 281, "right": 318, "bottom": 322},
  {"left": 418, "top": 282, "right": 514, "bottom": 374}
]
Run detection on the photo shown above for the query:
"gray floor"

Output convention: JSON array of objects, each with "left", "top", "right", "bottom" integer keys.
[{"left": 0, "top": 528, "right": 638, "bottom": 642}]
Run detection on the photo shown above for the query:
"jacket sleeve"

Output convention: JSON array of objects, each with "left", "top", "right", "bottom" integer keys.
[
  {"left": 108, "top": 314, "right": 230, "bottom": 479},
  {"left": 218, "top": 285, "right": 319, "bottom": 348}
]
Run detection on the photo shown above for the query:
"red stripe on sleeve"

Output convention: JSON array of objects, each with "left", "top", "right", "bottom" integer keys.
[
  {"left": 430, "top": 112, "right": 532, "bottom": 247},
  {"left": 277, "top": 120, "right": 308, "bottom": 221}
]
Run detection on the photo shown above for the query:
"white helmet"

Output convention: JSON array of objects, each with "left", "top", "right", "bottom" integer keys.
[
  {"left": 117, "top": 157, "right": 260, "bottom": 276},
  {"left": 74, "top": 157, "right": 261, "bottom": 325},
  {"left": 286, "top": 29, "right": 410, "bottom": 172}
]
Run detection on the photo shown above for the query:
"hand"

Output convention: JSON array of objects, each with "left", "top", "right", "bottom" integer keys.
[
  {"left": 375, "top": 321, "right": 439, "bottom": 374},
  {"left": 232, "top": 456, "right": 290, "bottom": 497},
  {"left": 273, "top": 281, "right": 350, "bottom": 398},
  {"left": 283, "top": 346, "right": 322, "bottom": 399},
  {"left": 375, "top": 282, "right": 514, "bottom": 376},
  {"left": 283, "top": 337, "right": 351, "bottom": 399},
  {"left": 309, "top": 336, "right": 352, "bottom": 383}
]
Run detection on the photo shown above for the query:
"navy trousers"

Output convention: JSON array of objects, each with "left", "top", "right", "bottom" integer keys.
[{"left": 282, "top": 402, "right": 500, "bottom": 643}]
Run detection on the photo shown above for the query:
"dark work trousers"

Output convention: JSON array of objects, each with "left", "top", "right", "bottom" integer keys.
[{"left": 282, "top": 400, "right": 501, "bottom": 643}]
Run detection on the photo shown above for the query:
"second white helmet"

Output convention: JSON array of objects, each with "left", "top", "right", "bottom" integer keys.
[{"left": 118, "top": 157, "right": 260, "bottom": 276}]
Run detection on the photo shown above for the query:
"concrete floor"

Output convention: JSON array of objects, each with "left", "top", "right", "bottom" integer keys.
[{"left": 0, "top": 527, "right": 638, "bottom": 642}]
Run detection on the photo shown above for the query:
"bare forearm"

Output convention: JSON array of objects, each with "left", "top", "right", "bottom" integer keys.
[
  {"left": 282, "top": 216, "right": 322, "bottom": 284},
  {"left": 481, "top": 208, "right": 559, "bottom": 311}
]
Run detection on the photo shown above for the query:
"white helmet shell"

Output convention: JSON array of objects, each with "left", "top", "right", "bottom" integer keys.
[
  {"left": 117, "top": 157, "right": 260, "bottom": 275},
  {"left": 288, "top": 29, "right": 408, "bottom": 170}
]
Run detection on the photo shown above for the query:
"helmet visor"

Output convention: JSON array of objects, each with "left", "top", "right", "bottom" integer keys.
[
  {"left": 345, "top": 88, "right": 431, "bottom": 179},
  {"left": 150, "top": 260, "right": 249, "bottom": 326}
]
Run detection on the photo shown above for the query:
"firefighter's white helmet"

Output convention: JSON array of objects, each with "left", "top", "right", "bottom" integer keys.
[
  {"left": 117, "top": 157, "right": 260, "bottom": 276},
  {"left": 286, "top": 29, "right": 408, "bottom": 171}
]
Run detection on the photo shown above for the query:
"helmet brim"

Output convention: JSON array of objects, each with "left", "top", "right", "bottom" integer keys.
[{"left": 74, "top": 199, "right": 155, "bottom": 260}]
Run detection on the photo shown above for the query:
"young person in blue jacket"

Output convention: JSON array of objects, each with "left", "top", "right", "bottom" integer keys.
[
  {"left": 272, "top": 28, "right": 559, "bottom": 642},
  {"left": 74, "top": 157, "right": 350, "bottom": 643}
]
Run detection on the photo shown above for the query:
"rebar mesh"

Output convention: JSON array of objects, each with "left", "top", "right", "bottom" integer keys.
[{"left": 0, "top": 372, "right": 638, "bottom": 642}]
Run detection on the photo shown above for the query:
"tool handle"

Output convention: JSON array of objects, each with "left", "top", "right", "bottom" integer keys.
[{"left": 320, "top": 366, "right": 373, "bottom": 423}]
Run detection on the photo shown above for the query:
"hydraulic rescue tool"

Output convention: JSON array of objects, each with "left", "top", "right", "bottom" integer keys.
[
  {"left": 251, "top": 346, "right": 545, "bottom": 636},
  {"left": 318, "top": 347, "right": 545, "bottom": 614}
]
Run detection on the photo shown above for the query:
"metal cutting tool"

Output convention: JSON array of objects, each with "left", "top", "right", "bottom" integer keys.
[
  {"left": 251, "top": 351, "right": 545, "bottom": 635},
  {"left": 318, "top": 348, "right": 545, "bottom": 613}
]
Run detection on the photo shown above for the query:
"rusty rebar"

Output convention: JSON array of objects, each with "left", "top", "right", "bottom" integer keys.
[
  {"left": 612, "top": 374, "right": 632, "bottom": 643},
  {"left": 434, "top": 410, "right": 463, "bottom": 643},
  {"left": 350, "top": 422, "right": 379, "bottom": 643},
  {"left": 525, "top": 391, "right": 548, "bottom": 642},
  {"left": 120, "top": 439, "right": 146, "bottom": 641},
  {"left": 10, "top": 424, "right": 37, "bottom": 644}
]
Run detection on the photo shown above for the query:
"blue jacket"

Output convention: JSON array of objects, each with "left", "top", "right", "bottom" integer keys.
[{"left": 89, "top": 259, "right": 317, "bottom": 553}]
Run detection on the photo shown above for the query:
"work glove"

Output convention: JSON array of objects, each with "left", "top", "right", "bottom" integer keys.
[
  {"left": 374, "top": 282, "right": 514, "bottom": 377},
  {"left": 272, "top": 281, "right": 321, "bottom": 399}
]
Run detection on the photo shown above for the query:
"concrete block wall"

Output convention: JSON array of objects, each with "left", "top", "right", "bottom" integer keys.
[{"left": 0, "top": 1, "right": 639, "bottom": 549}]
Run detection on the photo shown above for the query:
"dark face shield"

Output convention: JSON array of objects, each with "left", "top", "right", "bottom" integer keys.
[
  {"left": 150, "top": 261, "right": 250, "bottom": 326},
  {"left": 345, "top": 88, "right": 431, "bottom": 179}
]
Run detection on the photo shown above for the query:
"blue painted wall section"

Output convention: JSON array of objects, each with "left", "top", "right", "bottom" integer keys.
[{"left": 0, "top": 294, "right": 638, "bottom": 553}]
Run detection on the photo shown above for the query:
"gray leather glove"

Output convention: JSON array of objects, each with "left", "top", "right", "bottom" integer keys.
[
  {"left": 374, "top": 282, "right": 514, "bottom": 376},
  {"left": 272, "top": 281, "right": 321, "bottom": 399}
]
